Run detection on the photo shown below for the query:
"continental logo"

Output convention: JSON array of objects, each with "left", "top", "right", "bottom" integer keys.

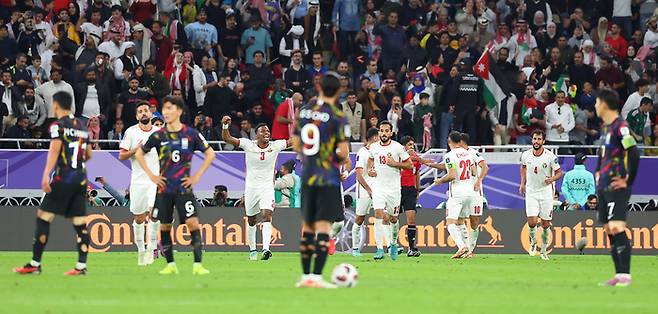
[
  {"left": 520, "top": 218, "right": 658, "bottom": 253},
  {"left": 85, "top": 214, "right": 283, "bottom": 252}
]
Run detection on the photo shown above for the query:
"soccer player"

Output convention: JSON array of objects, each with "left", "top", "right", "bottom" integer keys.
[
  {"left": 135, "top": 96, "right": 215, "bottom": 275},
  {"left": 118, "top": 102, "right": 161, "bottom": 266},
  {"left": 328, "top": 164, "right": 352, "bottom": 255},
  {"left": 221, "top": 115, "right": 289, "bottom": 261},
  {"left": 434, "top": 131, "right": 477, "bottom": 259},
  {"left": 367, "top": 121, "right": 413, "bottom": 261},
  {"left": 460, "top": 133, "right": 489, "bottom": 256},
  {"left": 14, "top": 92, "right": 93, "bottom": 275},
  {"left": 594, "top": 88, "right": 640, "bottom": 287},
  {"left": 519, "top": 129, "right": 563, "bottom": 261},
  {"left": 400, "top": 136, "right": 422, "bottom": 257},
  {"left": 292, "top": 74, "right": 350, "bottom": 288},
  {"left": 351, "top": 127, "right": 379, "bottom": 257}
]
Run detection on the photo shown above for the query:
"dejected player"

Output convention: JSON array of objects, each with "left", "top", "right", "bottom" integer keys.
[
  {"left": 135, "top": 96, "right": 216, "bottom": 275},
  {"left": 221, "top": 115, "right": 289, "bottom": 261},
  {"left": 595, "top": 88, "right": 640, "bottom": 287},
  {"left": 14, "top": 92, "right": 93, "bottom": 275},
  {"left": 292, "top": 74, "right": 351, "bottom": 288}
]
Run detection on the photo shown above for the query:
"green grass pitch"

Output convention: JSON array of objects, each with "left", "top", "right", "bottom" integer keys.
[{"left": 1, "top": 252, "right": 657, "bottom": 313}]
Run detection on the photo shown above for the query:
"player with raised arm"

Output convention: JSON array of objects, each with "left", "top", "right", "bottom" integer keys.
[
  {"left": 434, "top": 131, "right": 477, "bottom": 259},
  {"left": 14, "top": 92, "right": 93, "bottom": 275},
  {"left": 519, "top": 129, "right": 563, "bottom": 261},
  {"left": 368, "top": 121, "right": 413, "bottom": 261},
  {"left": 118, "top": 102, "right": 161, "bottom": 266},
  {"left": 400, "top": 136, "right": 422, "bottom": 257},
  {"left": 292, "top": 74, "right": 350, "bottom": 288},
  {"left": 460, "top": 133, "right": 489, "bottom": 256},
  {"left": 351, "top": 127, "right": 379, "bottom": 257},
  {"left": 221, "top": 115, "right": 289, "bottom": 261},
  {"left": 135, "top": 96, "right": 216, "bottom": 275},
  {"left": 594, "top": 88, "right": 640, "bottom": 287}
]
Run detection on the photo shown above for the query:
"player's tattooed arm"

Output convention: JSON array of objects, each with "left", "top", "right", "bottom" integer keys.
[
  {"left": 41, "top": 139, "right": 62, "bottom": 193},
  {"left": 220, "top": 116, "right": 241, "bottom": 147}
]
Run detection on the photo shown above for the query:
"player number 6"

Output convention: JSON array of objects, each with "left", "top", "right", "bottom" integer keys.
[
  {"left": 172, "top": 150, "right": 180, "bottom": 162},
  {"left": 185, "top": 201, "right": 195, "bottom": 217}
]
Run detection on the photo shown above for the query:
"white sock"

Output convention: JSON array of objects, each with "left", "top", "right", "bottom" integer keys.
[
  {"left": 391, "top": 221, "right": 399, "bottom": 244},
  {"left": 458, "top": 224, "right": 469, "bottom": 248},
  {"left": 147, "top": 219, "right": 160, "bottom": 251},
  {"left": 75, "top": 262, "right": 86, "bottom": 270},
  {"left": 470, "top": 228, "right": 479, "bottom": 252},
  {"left": 262, "top": 222, "right": 272, "bottom": 251},
  {"left": 447, "top": 224, "right": 466, "bottom": 249},
  {"left": 331, "top": 221, "right": 344, "bottom": 238},
  {"left": 133, "top": 221, "right": 146, "bottom": 253},
  {"left": 384, "top": 224, "right": 392, "bottom": 246},
  {"left": 30, "top": 260, "right": 40, "bottom": 267},
  {"left": 374, "top": 218, "right": 384, "bottom": 250},
  {"left": 529, "top": 225, "right": 537, "bottom": 245},
  {"left": 351, "top": 222, "right": 362, "bottom": 250},
  {"left": 247, "top": 224, "right": 257, "bottom": 251}
]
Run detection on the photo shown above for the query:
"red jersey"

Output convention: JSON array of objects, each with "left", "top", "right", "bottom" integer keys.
[
  {"left": 271, "top": 102, "right": 291, "bottom": 140},
  {"left": 401, "top": 150, "right": 421, "bottom": 187}
]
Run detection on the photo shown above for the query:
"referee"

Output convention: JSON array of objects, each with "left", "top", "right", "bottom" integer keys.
[{"left": 400, "top": 136, "right": 422, "bottom": 257}]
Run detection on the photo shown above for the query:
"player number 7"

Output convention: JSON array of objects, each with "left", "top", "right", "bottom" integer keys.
[{"left": 607, "top": 202, "right": 615, "bottom": 220}]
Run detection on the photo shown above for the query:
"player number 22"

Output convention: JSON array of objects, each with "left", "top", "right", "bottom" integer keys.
[
  {"left": 301, "top": 124, "right": 320, "bottom": 156},
  {"left": 68, "top": 142, "right": 87, "bottom": 169},
  {"left": 459, "top": 160, "right": 471, "bottom": 180}
]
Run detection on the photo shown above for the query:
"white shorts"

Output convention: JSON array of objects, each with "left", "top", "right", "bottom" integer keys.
[
  {"left": 372, "top": 189, "right": 401, "bottom": 216},
  {"left": 129, "top": 183, "right": 157, "bottom": 215},
  {"left": 446, "top": 196, "right": 472, "bottom": 220},
  {"left": 355, "top": 196, "right": 372, "bottom": 216},
  {"left": 245, "top": 187, "right": 275, "bottom": 217},
  {"left": 525, "top": 192, "right": 553, "bottom": 220},
  {"left": 470, "top": 194, "right": 484, "bottom": 216}
]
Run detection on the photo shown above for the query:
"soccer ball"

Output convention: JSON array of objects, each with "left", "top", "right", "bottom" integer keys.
[{"left": 331, "top": 263, "right": 358, "bottom": 288}]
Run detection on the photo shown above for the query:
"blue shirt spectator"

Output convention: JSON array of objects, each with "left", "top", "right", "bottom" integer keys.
[
  {"left": 184, "top": 11, "right": 218, "bottom": 55},
  {"left": 241, "top": 16, "right": 273, "bottom": 64},
  {"left": 331, "top": 0, "right": 361, "bottom": 32},
  {"left": 561, "top": 153, "right": 596, "bottom": 210}
]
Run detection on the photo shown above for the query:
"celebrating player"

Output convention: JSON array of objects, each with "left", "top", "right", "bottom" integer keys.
[
  {"left": 351, "top": 127, "right": 379, "bottom": 257},
  {"left": 519, "top": 129, "right": 563, "bottom": 261},
  {"left": 434, "top": 132, "right": 477, "bottom": 259},
  {"left": 594, "top": 88, "right": 640, "bottom": 287},
  {"left": 118, "top": 102, "right": 161, "bottom": 266},
  {"left": 292, "top": 74, "right": 350, "bottom": 288},
  {"left": 460, "top": 133, "right": 489, "bottom": 255},
  {"left": 400, "top": 136, "right": 422, "bottom": 257},
  {"left": 135, "top": 96, "right": 215, "bottom": 275},
  {"left": 221, "top": 115, "right": 289, "bottom": 261},
  {"left": 14, "top": 92, "right": 93, "bottom": 275},
  {"left": 368, "top": 121, "right": 413, "bottom": 261}
]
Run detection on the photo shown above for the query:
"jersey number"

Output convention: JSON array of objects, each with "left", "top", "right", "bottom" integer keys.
[
  {"left": 185, "top": 201, "right": 195, "bottom": 217},
  {"left": 473, "top": 206, "right": 481, "bottom": 215},
  {"left": 607, "top": 202, "right": 615, "bottom": 220},
  {"left": 379, "top": 156, "right": 387, "bottom": 164},
  {"left": 172, "top": 150, "right": 180, "bottom": 162},
  {"left": 459, "top": 160, "right": 472, "bottom": 180},
  {"left": 534, "top": 166, "right": 538, "bottom": 174},
  {"left": 68, "top": 142, "right": 87, "bottom": 169},
  {"left": 260, "top": 152, "right": 265, "bottom": 160},
  {"left": 301, "top": 124, "right": 320, "bottom": 156}
]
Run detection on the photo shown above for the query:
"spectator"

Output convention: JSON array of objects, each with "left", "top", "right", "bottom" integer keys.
[
  {"left": 80, "top": 9, "right": 104, "bottom": 43},
  {"left": 150, "top": 21, "right": 174, "bottom": 71},
  {"left": 595, "top": 57, "right": 625, "bottom": 93},
  {"left": 331, "top": 0, "right": 361, "bottom": 59},
  {"left": 193, "top": 112, "right": 220, "bottom": 142},
  {"left": 75, "top": 69, "right": 111, "bottom": 121},
  {"left": 184, "top": 9, "right": 218, "bottom": 65},
  {"left": 279, "top": 25, "right": 308, "bottom": 68},
  {"left": 307, "top": 51, "right": 328, "bottom": 77},
  {"left": 584, "top": 194, "right": 599, "bottom": 211},
  {"left": 87, "top": 115, "right": 102, "bottom": 150},
  {"left": 21, "top": 86, "right": 47, "bottom": 128},
  {"left": 204, "top": 73, "right": 236, "bottom": 124},
  {"left": 455, "top": 0, "right": 476, "bottom": 36},
  {"left": 274, "top": 161, "right": 296, "bottom": 207},
  {"left": 35, "top": 68, "right": 75, "bottom": 125},
  {"left": 581, "top": 40, "right": 601, "bottom": 71},
  {"left": 272, "top": 92, "right": 302, "bottom": 140},
  {"left": 143, "top": 61, "right": 171, "bottom": 104},
  {"left": 568, "top": 51, "right": 596, "bottom": 96},
  {"left": 211, "top": 185, "right": 237, "bottom": 207},
  {"left": 508, "top": 20, "right": 537, "bottom": 68},
  {"left": 157, "top": 10, "right": 188, "bottom": 49},
  {"left": 10, "top": 53, "right": 32, "bottom": 92},
  {"left": 513, "top": 84, "right": 545, "bottom": 145},
  {"left": 243, "top": 51, "right": 274, "bottom": 106},
  {"left": 2, "top": 116, "right": 33, "bottom": 149},
  {"left": 361, "top": 59, "right": 382, "bottom": 90},
  {"left": 131, "top": 23, "right": 156, "bottom": 66},
  {"left": 413, "top": 92, "right": 433, "bottom": 146},
  {"left": 241, "top": 15, "right": 273, "bottom": 65},
  {"left": 284, "top": 50, "right": 311, "bottom": 94},
  {"left": 117, "top": 76, "right": 149, "bottom": 127},
  {"left": 95, "top": 176, "right": 129, "bottom": 207},
  {"left": 612, "top": 0, "right": 633, "bottom": 40},
  {"left": 544, "top": 91, "right": 575, "bottom": 154},
  {"left": 561, "top": 153, "right": 596, "bottom": 211},
  {"left": 98, "top": 29, "right": 123, "bottom": 61},
  {"left": 341, "top": 90, "right": 366, "bottom": 142},
  {"left": 374, "top": 10, "right": 406, "bottom": 73},
  {"left": 450, "top": 62, "right": 481, "bottom": 144},
  {"left": 103, "top": 5, "right": 131, "bottom": 41},
  {"left": 569, "top": 105, "right": 593, "bottom": 155},
  {"left": 0, "top": 69, "right": 24, "bottom": 136},
  {"left": 590, "top": 17, "right": 609, "bottom": 49},
  {"left": 605, "top": 23, "right": 629, "bottom": 59},
  {"left": 106, "top": 119, "right": 124, "bottom": 150},
  {"left": 621, "top": 79, "right": 650, "bottom": 119},
  {"left": 303, "top": 1, "right": 322, "bottom": 59},
  {"left": 0, "top": 25, "right": 18, "bottom": 69},
  {"left": 240, "top": 118, "right": 256, "bottom": 140},
  {"left": 626, "top": 97, "right": 653, "bottom": 143},
  {"left": 247, "top": 103, "right": 272, "bottom": 128}
]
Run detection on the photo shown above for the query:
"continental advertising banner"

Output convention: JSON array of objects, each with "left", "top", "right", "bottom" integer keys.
[{"left": 1, "top": 207, "right": 656, "bottom": 255}]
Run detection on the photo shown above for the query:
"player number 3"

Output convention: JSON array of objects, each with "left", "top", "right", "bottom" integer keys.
[{"left": 301, "top": 124, "right": 320, "bottom": 156}]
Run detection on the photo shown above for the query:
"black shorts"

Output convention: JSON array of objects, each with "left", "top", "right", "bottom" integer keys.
[
  {"left": 301, "top": 185, "right": 344, "bottom": 224},
  {"left": 597, "top": 188, "right": 631, "bottom": 223},
  {"left": 401, "top": 187, "right": 418, "bottom": 211},
  {"left": 152, "top": 193, "right": 199, "bottom": 224},
  {"left": 41, "top": 181, "right": 87, "bottom": 218}
]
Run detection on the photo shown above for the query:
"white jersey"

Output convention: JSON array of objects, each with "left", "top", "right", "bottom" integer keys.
[
  {"left": 521, "top": 148, "right": 560, "bottom": 194},
  {"left": 119, "top": 124, "right": 160, "bottom": 185},
  {"left": 467, "top": 147, "right": 485, "bottom": 196},
  {"left": 368, "top": 140, "right": 410, "bottom": 192},
  {"left": 444, "top": 147, "right": 477, "bottom": 198},
  {"left": 355, "top": 146, "right": 375, "bottom": 198},
  {"left": 240, "top": 139, "right": 287, "bottom": 190}
]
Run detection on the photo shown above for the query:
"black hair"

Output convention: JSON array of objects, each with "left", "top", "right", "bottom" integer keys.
[
  {"left": 448, "top": 131, "right": 462, "bottom": 144},
  {"left": 53, "top": 91, "right": 73, "bottom": 111},
  {"left": 378, "top": 120, "right": 393, "bottom": 131},
  {"left": 255, "top": 123, "right": 269, "bottom": 132},
  {"left": 343, "top": 194, "right": 353, "bottom": 209},
  {"left": 366, "top": 127, "right": 379, "bottom": 140},
  {"left": 1, "top": 69, "right": 11, "bottom": 76},
  {"left": 135, "top": 101, "right": 150, "bottom": 113},
  {"left": 587, "top": 194, "right": 598, "bottom": 201},
  {"left": 319, "top": 74, "right": 341, "bottom": 97},
  {"left": 400, "top": 135, "right": 415, "bottom": 146},
  {"left": 531, "top": 129, "right": 545, "bottom": 140},
  {"left": 144, "top": 60, "right": 156, "bottom": 67},
  {"left": 346, "top": 89, "right": 357, "bottom": 97},
  {"left": 636, "top": 79, "right": 650, "bottom": 89},
  {"left": 419, "top": 92, "right": 430, "bottom": 99},
  {"left": 50, "top": 67, "right": 62, "bottom": 75},
  {"left": 596, "top": 88, "right": 620, "bottom": 111},
  {"left": 460, "top": 133, "right": 470, "bottom": 145},
  {"left": 214, "top": 185, "right": 227, "bottom": 192},
  {"left": 253, "top": 50, "right": 264, "bottom": 58},
  {"left": 162, "top": 95, "right": 185, "bottom": 110},
  {"left": 556, "top": 90, "right": 566, "bottom": 97}
]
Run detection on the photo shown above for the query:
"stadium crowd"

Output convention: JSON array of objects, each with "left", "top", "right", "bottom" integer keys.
[{"left": 0, "top": 0, "right": 657, "bottom": 154}]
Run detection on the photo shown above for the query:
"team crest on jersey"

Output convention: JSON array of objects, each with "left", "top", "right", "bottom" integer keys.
[
  {"left": 543, "top": 163, "right": 547, "bottom": 168},
  {"left": 182, "top": 138, "right": 189, "bottom": 149}
]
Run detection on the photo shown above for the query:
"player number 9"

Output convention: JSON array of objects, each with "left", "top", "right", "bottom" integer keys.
[
  {"left": 301, "top": 124, "right": 320, "bottom": 156},
  {"left": 172, "top": 150, "right": 180, "bottom": 162},
  {"left": 184, "top": 201, "right": 195, "bottom": 217}
]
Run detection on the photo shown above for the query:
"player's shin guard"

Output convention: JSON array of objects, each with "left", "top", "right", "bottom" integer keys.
[
  {"left": 73, "top": 224, "right": 90, "bottom": 269},
  {"left": 469, "top": 228, "right": 479, "bottom": 252},
  {"left": 613, "top": 232, "right": 631, "bottom": 275},
  {"left": 391, "top": 221, "right": 399, "bottom": 244},
  {"left": 160, "top": 230, "right": 175, "bottom": 263},
  {"left": 351, "top": 222, "right": 361, "bottom": 250},
  {"left": 407, "top": 225, "right": 417, "bottom": 250},
  {"left": 262, "top": 222, "right": 272, "bottom": 251},
  {"left": 247, "top": 224, "right": 257, "bottom": 251},
  {"left": 147, "top": 219, "right": 160, "bottom": 251},
  {"left": 313, "top": 233, "right": 330, "bottom": 275},
  {"left": 447, "top": 224, "right": 466, "bottom": 249},
  {"left": 133, "top": 221, "right": 146, "bottom": 253},
  {"left": 541, "top": 227, "right": 551, "bottom": 253},
  {"left": 190, "top": 229, "right": 202, "bottom": 263},
  {"left": 31, "top": 218, "right": 51, "bottom": 265},
  {"left": 374, "top": 219, "right": 384, "bottom": 250},
  {"left": 331, "top": 221, "right": 344, "bottom": 238},
  {"left": 300, "top": 232, "right": 315, "bottom": 275}
]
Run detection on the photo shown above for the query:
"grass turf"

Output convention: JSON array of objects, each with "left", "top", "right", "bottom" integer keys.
[{"left": 1, "top": 252, "right": 656, "bottom": 313}]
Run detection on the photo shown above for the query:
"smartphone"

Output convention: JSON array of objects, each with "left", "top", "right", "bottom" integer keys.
[{"left": 94, "top": 177, "right": 103, "bottom": 182}]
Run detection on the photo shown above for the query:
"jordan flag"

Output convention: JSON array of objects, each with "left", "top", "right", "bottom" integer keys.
[{"left": 473, "top": 48, "right": 509, "bottom": 109}]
